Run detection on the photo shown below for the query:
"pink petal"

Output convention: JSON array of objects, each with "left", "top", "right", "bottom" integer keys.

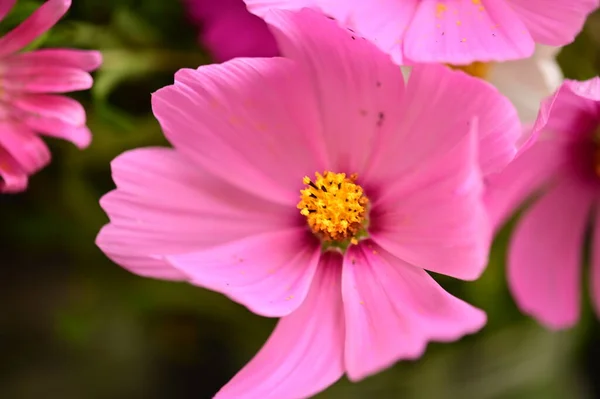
[
  {"left": 4, "top": 49, "right": 103, "bottom": 72},
  {"left": 13, "top": 94, "right": 86, "bottom": 126},
  {"left": 1, "top": 66, "right": 93, "bottom": 93},
  {"left": 96, "top": 147, "right": 295, "bottom": 281},
  {"left": 366, "top": 65, "right": 520, "bottom": 180},
  {"left": 266, "top": 8, "right": 406, "bottom": 173},
  {"left": 370, "top": 114, "right": 490, "bottom": 281},
  {"left": 591, "top": 207, "right": 600, "bottom": 319},
  {"left": 0, "top": 122, "right": 50, "bottom": 173},
  {"left": 215, "top": 252, "right": 345, "bottom": 399},
  {"left": 404, "top": 0, "right": 534, "bottom": 64},
  {"left": 0, "top": 147, "right": 27, "bottom": 193},
  {"left": 508, "top": 177, "right": 593, "bottom": 329},
  {"left": 166, "top": 229, "right": 321, "bottom": 317},
  {"left": 507, "top": 0, "right": 599, "bottom": 46},
  {"left": 532, "top": 78, "right": 600, "bottom": 142},
  {"left": 342, "top": 243, "right": 486, "bottom": 381},
  {"left": 484, "top": 140, "right": 567, "bottom": 231},
  {"left": 152, "top": 57, "right": 325, "bottom": 206},
  {"left": 12, "top": 95, "right": 91, "bottom": 148},
  {"left": 0, "top": 0, "right": 71, "bottom": 57},
  {"left": 0, "top": 0, "right": 16, "bottom": 22},
  {"left": 257, "top": 0, "right": 419, "bottom": 65}
]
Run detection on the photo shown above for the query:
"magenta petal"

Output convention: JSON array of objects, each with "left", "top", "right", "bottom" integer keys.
[
  {"left": 215, "top": 253, "right": 345, "bottom": 399},
  {"left": 508, "top": 178, "right": 593, "bottom": 330},
  {"left": 342, "top": 243, "right": 486, "bottom": 381},
  {"left": 152, "top": 57, "right": 325, "bottom": 206},
  {"left": 0, "top": 0, "right": 71, "bottom": 57},
  {"left": 371, "top": 117, "right": 490, "bottom": 281},
  {"left": 0, "top": 147, "right": 27, "bottom": 193},
  {"left": 96, "top": 148, "right": 294, "bottom": 281},
  {"left": 2, "top": 66, "right": 93, "bottom": 93},
  {"left": 0, "top": 0, "right": 16, "bottom": 22},
  {"left": 266, "top": 8, "right": 406, "bottom": 173},
  {"left": 0, "top": 123, "right": 50, "bottom": 174},
  {"left": 167, "top": 229, "right": 320, "bottom": 317},
  {"left": 4, "top": 49, "right": 103, "bottom": 72},
  {"left": 404, "top": 0, "right": 534, "bottom": 64}
]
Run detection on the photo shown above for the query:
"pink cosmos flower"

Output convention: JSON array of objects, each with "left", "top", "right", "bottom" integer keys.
[
  {"left": 243, "top": 0, "right": 599, "bottom": 65},
  {"left": 97, "top": 9, "right": 521, "bottom": 398},
  {"left": 0, "top": 0, "right": 101, "bottom": 193},
  {"left": 184, "top": 0, "right": 278, "bottom": 62},
  {"left": 486, "top": 77, "right": 600, "bottom": 330}
]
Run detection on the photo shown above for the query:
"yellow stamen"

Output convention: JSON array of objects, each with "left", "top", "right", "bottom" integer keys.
[
  {"left": 447, "top": 61, "right": 492, "bottom": 80},
  {"left": 297, "top": 171, "right": 368, "bottom": 242}
]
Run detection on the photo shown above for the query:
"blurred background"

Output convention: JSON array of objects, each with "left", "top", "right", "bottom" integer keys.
[{"left": 1, "top": 1, "right": 600, "bottom": 398}]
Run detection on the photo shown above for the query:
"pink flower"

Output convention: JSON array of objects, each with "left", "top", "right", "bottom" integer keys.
[
  {"left": 486, "top": 77, "right": 600, "bottom": 330},
  {"left": 184, "top": 0, "right": 278, "bottom": 62},
  {"left": 97, "top": 9, "right": 521, "bottom": 398},
  {"left": 0, "top": 0, "right": 101, "bottom": 193},
  {"left": 243, "top": 0, "right": 599, "bottom": 65}
]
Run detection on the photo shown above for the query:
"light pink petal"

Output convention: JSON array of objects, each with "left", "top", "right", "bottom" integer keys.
[
  {"left": 508, "top": 177, "right": 593, "bottom": 330},
  {"left": 342, "top": 243, "right": 486, "bottom": 381},
  {"left": 1, "top": 66, "right": 93, "bottom": 93},
  {"left": 0, "top": 0, "right": 71, "bottom": 57},
  {"left": 404, "top": 0, "right": 534, "bottom": 64},
  {"left": 215, "top": 252, "right": 345, "bottom": 399},
  {"left": 243, "top": 0, "right": 315, "bottom": 15},
  {"left": 366, "top": 65, "right": 520, "bottom": 182},
  {"left": 532, "top": 78, "right": 600, "bottom": 142},
  {"left": 152, "top": 57, "right": 325, "bottom": 206},
  {"left": 484, "top": 140, "right": 567, "bottom": 230},
  {"left": 506, "top": 0, "right": 599, "bottom": 46},
  {"left": 166, "top": 229, "right": 320, "bottom": 317},
  {"left": 266, "top": 8, "right": 406, "bottom": 173},
  {"left": 4, "top": 49, "right": 103, "bottom": 72},
  {"left": 0, "top": 0, "right": 16, "bottom": 21},
  {"left": 255, "top": 0, "right": 418, "bottom": 65},
  {"left": 13, "top": 95, "right": 90, "bottom": 148},
  {"left": 96, "top": 147, "right": 295, "bottom": 282},
  {"left": 591, "top": 207, "right": 600, "bottom": 319},
  {"left": 0, "top": 147, "right": 27, "bottom": 193},
  {"left": 0, "top": 122, "right": 50, "bottom": 173},
  {"left": 370, "top": 114, "right": 490, "bottom": 281}
]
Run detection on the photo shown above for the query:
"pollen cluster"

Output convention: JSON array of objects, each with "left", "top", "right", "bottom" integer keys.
[
  {"left": 448, "top": 61, "right": 492, "bottom": 80},
  {"left": 297, "top": 171, "right": 368, "bottom": 243}
]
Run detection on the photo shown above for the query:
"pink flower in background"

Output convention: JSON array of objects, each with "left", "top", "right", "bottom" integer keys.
[
  {"left": 97, "top": 9, "right": 522, "bottom": 398},
  {"left": 0, "top": 0, "right": 101, "bottom": 193},
  {"left": 244, "top": 0, "right": 599, "bottom": 65},
  {"left": 486, "top": 78, "right": 600, "bottom": 329},
  {"left": 184, "top": 0, "right": 278, "bottom": 62}
]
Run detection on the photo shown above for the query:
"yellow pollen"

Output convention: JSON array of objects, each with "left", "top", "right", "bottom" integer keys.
[
  {"left": 297, "top": 171, "right": 368, "bottom": 242},
  {"left": 447, "top": 61, "right": 492, "bottom": 80}
]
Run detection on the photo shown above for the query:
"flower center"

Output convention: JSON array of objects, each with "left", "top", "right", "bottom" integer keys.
[
  {"left": 447, "top": 62, "right": 492, "bottom": 80},
  {"left": 297, "top": 171, "right": 368, "bottom": 244}
]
